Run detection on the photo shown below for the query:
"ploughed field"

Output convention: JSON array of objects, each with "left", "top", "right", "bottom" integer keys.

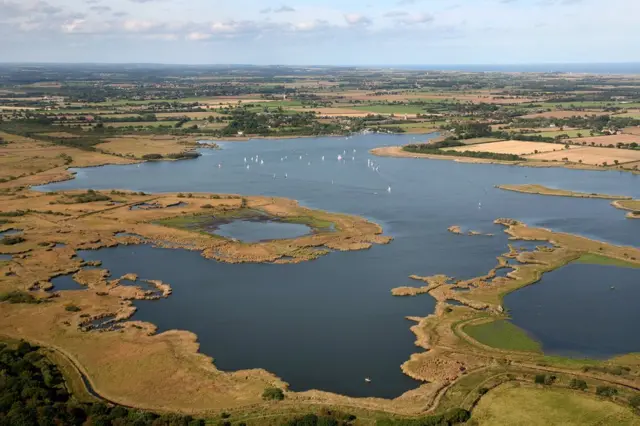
[{"left": 36, "top": 132, "right": 640, "bottom": 398}]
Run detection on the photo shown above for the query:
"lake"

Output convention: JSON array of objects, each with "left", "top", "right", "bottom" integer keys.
[
  {"left": 505, "top": 263, "right": 640, "bottom": 359},
  {"left": 39, "top": 133, "right": 640, "bottom": 398}
]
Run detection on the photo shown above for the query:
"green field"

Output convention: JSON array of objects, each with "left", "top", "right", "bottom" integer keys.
[
  {"left": 379, "top": 123, "right": 440, "bottom": 133},
  {"left": 472, "top": 383, "right": 640, "bottom": 426},
  {"left": 523, "top": 129, "right": 593, "bottom": 138},
  {"left": 105, "top": 121, "right": 179, "bottom": 128},
  {"left": 574, "top": 253, "right": 640, "bottom": 269},
  {"left": 463, "top": 320, "right": 541, "bottom": 353},
  {"left": 539, "top": 101, "right": 640, "bottom": 109},
  {"left": 461, "top": 137, "right": 505, "bottom": 145},
  {"left": 349, "top": 104, "right": 429, "bottom": 114}
]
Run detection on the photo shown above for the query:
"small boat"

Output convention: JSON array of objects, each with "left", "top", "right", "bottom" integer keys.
[{"left": 364, "top": 378, "right": 372, "bottom": 383}]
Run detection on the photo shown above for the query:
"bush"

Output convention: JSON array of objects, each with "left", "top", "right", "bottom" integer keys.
[
  {"left": 477, "top": 387, "right": 489, "bottom": 395},
  {"left": 569, "top": 379, "right": 588, "bottom": 391},
  {"left": 595, "top": 386, "right": 618, "bottom": 397},
  {"left": 630, "top": 394, "right": 640, "bottom": 408},
  {"left": 65, "top": 304, "right": 81, "bottom": 312},
  {"left": 0, "top": 291, "right": 39, "bottom": 304},
  {"left": 141, "top": 153, "right": 164, "bottom": 160},
  {"left": 0, "top": 210, "right": 28, "bottom": 217},
  {"left": 60, "top": 190, "right": 111, "bottom": 204},
  {"left": 201, "top": 204, "right": 214, "bottom": 209},
  {"left": 1, "top": 235, "right": 25, "bottom": 245},
  {"left": 262, "top": 387, "right": 285, "bottom": 401},
  {"left": 443, "top": 408, "right": 471, "bottom": 424},
  {"left": 166, "top": 151, "right": 201, "bottom": 160},
  {"left": 534, "top": 374, "right": 547, "bottom": 385}
]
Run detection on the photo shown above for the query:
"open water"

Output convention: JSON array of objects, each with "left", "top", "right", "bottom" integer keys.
[{"left": 39, "top": 133, "right": 640, "bottom": 397}]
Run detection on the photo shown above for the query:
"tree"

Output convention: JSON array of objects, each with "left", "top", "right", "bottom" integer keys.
[
  {"left": 569, "top": 379, "right": 588, "bottom": 391},
  {"left": 262, "top": 387, "right": 285, "bottom": 401},
  {"left": 596, "top": 386, "right": 618, "bottom": 397}
]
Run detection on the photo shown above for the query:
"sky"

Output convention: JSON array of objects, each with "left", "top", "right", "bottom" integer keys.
[{"left": 1, "top": 0, "right": 639, "bottom": 65}]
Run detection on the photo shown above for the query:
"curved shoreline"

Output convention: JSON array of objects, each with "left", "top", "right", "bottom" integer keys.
[
  {"left": 371, "top": 145, "right": 640, "bottom": 174},
  {"left": 392, "top": 218, "right": 640, "bottom": 394},
  {"left": 495, "top": 184, "right": 640, "bottom": 219},
  {"left": 2, "top": 136, "right": 640, "bottom": 418},
  {"left": 496, "top": 184, "right": 633, "bottom": 200}
]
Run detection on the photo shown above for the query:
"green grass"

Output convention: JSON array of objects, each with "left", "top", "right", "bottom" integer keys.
[
  {"left": 284, "top": 215, "right": 334, "bottom": 230},
  {"left": 349, "top": 104, "right": 428, "bottom": 114},
  {"left": 378, "top": 123, "right": 439, "bottom": 133},
  {"left": 105, "top": 121, "right": 179, "bottom": 128},
  {"left": 537, "top": 101, "right": 640, "bottom": 109},
  {"left": 472, "top": 383, "right": 640, "bottom": 426},
  {"left": 463, "top": 320, "right": 541, "bottom": 353},
  {"left": 574, "top": 253, "right": 640, "bottom": 269},
  {"left": 523, "top": 129, "right": 592, "bottom": 138}
]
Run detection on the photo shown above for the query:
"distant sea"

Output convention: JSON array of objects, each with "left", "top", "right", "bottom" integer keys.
[{"left": 386, "top": 63, "right": 640, "bottom": 74}]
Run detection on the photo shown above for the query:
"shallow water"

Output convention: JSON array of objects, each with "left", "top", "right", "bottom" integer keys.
[
  {"left": 0, "top": 229, "right": 22, "bottom": 237},
  {"left": 214, "top": 220, "right": 311, "bottom": 242},
  {"left": 79, "top": 244, "right": 427, "bottom": 398},
  {"left": 506, "top": 263, "right": 640, "bottom": 359},
  {"left": 39, "top": 133, "right": 640, "bottom": 397},
  {"left": 50, "top": 274, "right": 85, "bottom": 291},
  {"left": 0, "top": 254, "right": 12, "bottom": 261}
]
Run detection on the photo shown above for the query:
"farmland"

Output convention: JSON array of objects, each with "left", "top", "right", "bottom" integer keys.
[
  {"left": 525, "top": 146, "right": 640, "bottom": 166},
  {"left": 448, "top": 140, "right": 572, "bottom": 156}
]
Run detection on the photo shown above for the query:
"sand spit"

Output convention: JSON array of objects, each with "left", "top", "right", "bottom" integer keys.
[
  {"left": 497, "top": 184, "right": 633, "bottom": 200},
  {"left": 612, "top": 199, "right": 640, "bottom": 219}
]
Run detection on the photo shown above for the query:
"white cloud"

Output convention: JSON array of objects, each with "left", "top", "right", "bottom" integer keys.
[
  {"left": 397, "top": 12, "right": 434, "bottom": 25},
  {"left": 187, "top": 31, "right": 210, "bottom": 40},
  {"left": 1, "top": 0, "right": 639, "bottom": 64},
  {"left": 344, "top": 13, "right": 372, "bottom": 26},
  {"left": 61, "top": 19, "right": 86, "bottom": 33}
]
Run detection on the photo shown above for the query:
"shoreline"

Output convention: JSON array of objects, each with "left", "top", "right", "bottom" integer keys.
[
  {"left": 2, "top": 134, "right": 640, "bottom": 418},
  {"left": 612, "top": 199, "right": 640, "bottom": 219},
  {"left": 371, "top": 145, "right": 640, "bottom": 175},
  {"left": 393, "top": 218, "right": 640, "bottom": 391},
  {"left": 496, "top": 184, "right": 634, "bottom": 200}
]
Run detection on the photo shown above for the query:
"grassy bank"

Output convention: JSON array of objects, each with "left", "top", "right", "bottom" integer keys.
[
  {"left": 574, "top": 253, "right": 640, "bottom": 269},
  {"left": 471, "top": 383, "right": 640, "bottom": 426},
  {"left": 463, "top": 320, "right": 542, "bottom": 353}
]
